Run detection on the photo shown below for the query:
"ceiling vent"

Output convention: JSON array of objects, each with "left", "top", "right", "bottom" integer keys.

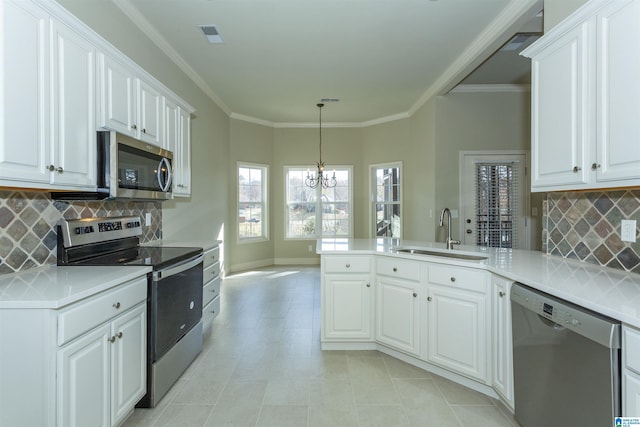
[{"left": 199, "top": 25, "right": 223, "bottom": 44}]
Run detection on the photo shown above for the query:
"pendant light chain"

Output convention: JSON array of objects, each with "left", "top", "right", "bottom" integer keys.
[{"left": 305, "top": 103, "right": 337, "bottom": 189}]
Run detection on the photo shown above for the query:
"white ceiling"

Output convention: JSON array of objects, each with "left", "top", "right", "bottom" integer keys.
[{"left": 111, "top": 0, "right": 543, "bottom": 125}]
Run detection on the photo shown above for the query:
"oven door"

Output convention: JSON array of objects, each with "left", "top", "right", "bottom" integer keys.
[{"left": 151, "top": 254, "right": 203, "bottom": 360}]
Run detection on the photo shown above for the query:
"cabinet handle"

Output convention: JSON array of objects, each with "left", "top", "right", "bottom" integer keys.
[
  {"left": 572, "top": 166, "right": 581, "bottom": 173},
  {"left": 56, "top": 167, "right": 64, "bottom": 174},
  {"left": 592, "top": 163, "right": 601, "bottom": 170},
  {"left": 113, "top": 302, "right": 121, "bottom": 309},
  {"left": 427, "top": 296, "right": 432, "bottom": 302},
  {"left": 393, "top": 267, "right": 397, "bottom": 272},
  {"left": 132, "top": 124, "right": 137, "bottom": 130},
  {"left": 413, "top": 292, "right": 417, "bottom": 298},
  {"left": 499, "top": 291, "right": 505, "bottom": 297},
  {"left": 48, "top": 164, "right": 55, "bottom": 172},
  {"left": 116, "top": 332, "right": 123, "bottom": 339},
  {"left": 108, "top": 336, "right": 116, "bottom": 343},
  {"left": 450, "top": 277, "right": 456, "bottom": 282},
  {"left": 142, "top": 128, "right": 147, "bottom": 134},
  {"left": 345, "top": 264, "right": 351, "bottom": 268}
]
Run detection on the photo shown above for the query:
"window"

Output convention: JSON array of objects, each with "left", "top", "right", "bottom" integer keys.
[
  {"left": 285, "top": 166, "right": 352, "bottom": 238},
  {"left": 238, "top": 163, "right": 268, "bottom": 241},
  {"left": 371, "top": 162, "right": 402, "bottom": 238}
]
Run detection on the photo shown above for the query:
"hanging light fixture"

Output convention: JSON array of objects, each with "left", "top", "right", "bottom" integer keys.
[{"left": 305, "top": 103, "right": 336, "bottom": 189}]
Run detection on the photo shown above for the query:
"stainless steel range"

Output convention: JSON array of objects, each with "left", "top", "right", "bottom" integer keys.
[{"left": 57, "top": 216, "right": 203, "bottom": 408}]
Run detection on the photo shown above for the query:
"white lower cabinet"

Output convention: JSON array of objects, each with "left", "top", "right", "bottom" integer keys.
[
  {"left": 202, "top": 243, "right": 221, "bottom": 333},
  {"left": 491, "top": 274, "right": 514, "bottom": 409},
  {"left": 375, "top": 257, "right": 421, "bottom": 355},
  {"left": 321, "top": 255, "right": 373, "bottom": 341},
  {"left": 425, "top": 264, "right": 489, "bottom": 383},
  {"left": 623, "top": 325, "right": 640, "bottom": 415},
  {"left": 0, "top": 275, "right": 147, "bottom": 427}
]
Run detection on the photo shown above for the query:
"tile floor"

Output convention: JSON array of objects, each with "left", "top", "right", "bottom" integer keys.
[{"left": 123, "top": 266, "right": 520, "bottom": 427}]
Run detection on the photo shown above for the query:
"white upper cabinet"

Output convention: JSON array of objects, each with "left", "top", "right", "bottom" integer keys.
[
  {"left": 0, "top": 0, "right": 51, "bottom": 185},
  {"left": 99, "top": 54, "right": 136, "bottom": 138},
  {"left": 51, "top": 20, "right": 96, "bottom": 188},
  {"left": 137, "top": 79, "right": 162, "bottom": 146},
  {"left": 523, "top": 0, "right": 640, "bottom": 191},
  {"left": 175, "top": 107, "right": 192, "bottom": 196}
]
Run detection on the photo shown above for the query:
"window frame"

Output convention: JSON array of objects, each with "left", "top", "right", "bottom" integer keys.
[
  {"left": 237, "top": 162, "right": 269, "bottom": 243},
  {"left": 284, "top": 165, "right": 354, "bottom": 240},
  {"left": 369, "top": 161, "right": 403, "bottom": 239}
]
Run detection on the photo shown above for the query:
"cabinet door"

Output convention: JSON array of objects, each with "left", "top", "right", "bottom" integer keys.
[
  {"left": 376, "top": 276, "right": 419, "bottom": 355},
  {"left": 58, "top": 324, "right": 110, "bottom": 427},
  {"left": 0, "top": 0, "right": 50, "bottom": 184},
  {"left": 174, "top": 107, "right": 192, "bottom": 196},
  {"left": 51, "top": 20, "right": 96, "bottom": 188},
  {"left": 530, "top": 20, "right": 593, "bottom": 190},
  {"left": 138, "top": 79, "right": 162, "bottom": 146},
  {"left": 427, "top": 283, "right": 487, "bottom": 382},
  {"left": 491, "top": 276, "right": 513, "bottom": 409},
  {"left": 111, "top": 304, "right": 146, "bottom": 426},
  {"left": 596, "top": 0, "right": 640, "bottom": 182},
  {"left": 163, "top": 97, "right": 179, "bottom": 152},
  {"left": 323, "top": 274, "right": 372, "bottom": 340},
  {"left": 624, "top": 372, "right": 640, "bottom": 416},
  {"left": 99, "top": 54, "right": 136, "bottom": 137}
]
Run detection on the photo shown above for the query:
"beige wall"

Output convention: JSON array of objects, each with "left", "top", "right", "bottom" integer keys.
[
  {"left": 434, "top": 89, "right": 541, "bottom": 248},
  {"left": 228, "top": 119, "right": 274, "bottom": 271},
  {"left": 544, "top": 0, "right": 589, "bottom": 32},
  {"left": 58, "top": 0, "right": 231, "bottom": 270}
]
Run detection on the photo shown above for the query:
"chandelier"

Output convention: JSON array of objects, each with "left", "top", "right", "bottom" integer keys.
[{"left": 305, "top": 103, "right": 336, "bottom": 189}]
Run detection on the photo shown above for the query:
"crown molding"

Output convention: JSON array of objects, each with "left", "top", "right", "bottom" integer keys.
[
  {"left": 112, "top": 0, "right": 232, "bottom": 116},
  {"left": 451, "top": 84, "right": 531, "bottom": 94}
]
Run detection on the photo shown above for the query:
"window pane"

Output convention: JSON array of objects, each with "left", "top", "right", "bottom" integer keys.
[
  {"left": 287, "top": 203, "right": 316, "bottom": 237},
  {"left": 372, "top": 165, "right": 401, "bottom": 238},
  {"left": 238, "top": 164, "right": 267, "bottom": 241}
]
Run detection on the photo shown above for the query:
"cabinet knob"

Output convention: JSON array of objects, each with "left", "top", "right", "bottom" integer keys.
[
  {"left": 142, "top": 128, "right": 147, "bottom": 134},
  {"left": 427, "top": 296, "right": 432, "bottom": 302},
  {"left": 56, "top": 167, "right": 63, "bottom": 174},
  {"left": 132, "top": 124, "right": 137, "bottom": 130},
  {"left": 116, "top": 332, "right": 123, "bottom": 339},
  {"left": 466, "top": 229, "right": 472, "bottom": 234},
  {"left": 413, "top": 292, "right": 417, "bottom": 298},
  {"left": 108, "top": 336, "right": 116, "bottom": 343},
  {"left": 499, "top": 291, "right": 505, "bottom": 297},
  {"left": 113, "top": 302, "right": 121, "bottom": 309},
  {"left": 591, "top": 163, "right": 601, "bottom": 170},
  {"left": 572, "top": 166, "right": 581, "bottom": 173},
  {"left": 48, "top": 164, "right": 55, "bottom": 172},
  {"left": 345, "top": 263, "right": 351, "bottom": 268},
  {"left": 450, "top": 277, "right": 456, "bottom": 282},
  {"left": 366, "top": 283, "right": 371, "bottom": 288},
  {"left": 393, "top": 267, "right": 397, "bottom": 272}
]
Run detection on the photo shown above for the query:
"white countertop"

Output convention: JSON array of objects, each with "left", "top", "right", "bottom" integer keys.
[
  {"left": 317, "top": 238, "right": 640, "bottom": 329},
  {"left": 0, "top": 265, "right": 151, "bottom": 309}
]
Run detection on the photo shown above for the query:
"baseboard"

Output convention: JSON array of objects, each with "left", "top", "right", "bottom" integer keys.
[
  {"left": 274, "top": 257, "right": 320, "bottom": 266},
  {"left": 229, "top": 258, "right": 274, "bottom": 273}
]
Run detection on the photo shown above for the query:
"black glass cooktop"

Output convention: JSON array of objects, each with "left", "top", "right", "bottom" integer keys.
[{"left": 73, "top": 246, "right": 202, "bottom": 270}]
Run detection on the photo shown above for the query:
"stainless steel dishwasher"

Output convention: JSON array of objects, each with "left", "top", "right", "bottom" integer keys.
[{"left": 511, "top": 283, "right": 621, "bottom": 427}]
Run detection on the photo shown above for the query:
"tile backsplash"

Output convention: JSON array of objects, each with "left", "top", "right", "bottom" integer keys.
[
  {"left": 0, "top": 190, "right": 161, "bottom": 274},
  {"left": 543, "top": 189, "right": 640, "bottom": 274}
]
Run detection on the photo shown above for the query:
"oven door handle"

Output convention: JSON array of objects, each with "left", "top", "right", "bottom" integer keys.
[{"left": 153, "top": 254, "right": 203, "bottom": 281}]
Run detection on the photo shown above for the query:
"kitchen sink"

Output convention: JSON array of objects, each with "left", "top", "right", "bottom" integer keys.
[{"left": 394, "top": 247, "right": 488, "bottom": 261}]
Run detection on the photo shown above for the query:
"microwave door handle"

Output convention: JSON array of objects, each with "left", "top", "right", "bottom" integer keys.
[{"left": 157, "top": 157, "right": 172, "bottom": 192}]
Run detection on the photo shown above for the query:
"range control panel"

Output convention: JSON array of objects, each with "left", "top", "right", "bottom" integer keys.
[{"left": 59, "top": 216, "right": 143, "bottom": 248}]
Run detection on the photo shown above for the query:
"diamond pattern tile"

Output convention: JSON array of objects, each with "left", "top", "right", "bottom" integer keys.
[
  {"left": 545, "top": 190, "right": 640, "bottom": 273},
  {"left": 0, "top": 190, "right": 162, "bottom": 274}
]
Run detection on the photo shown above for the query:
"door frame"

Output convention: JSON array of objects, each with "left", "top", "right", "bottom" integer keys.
[{"left": 459, "top": 150, "right": 531, "bottom": 250}]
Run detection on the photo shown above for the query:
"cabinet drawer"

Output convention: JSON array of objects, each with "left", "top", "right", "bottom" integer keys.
[
  {"left": 203, "top": 276, "right": 221, "bottom": 307},
  {"left": 203, "top": 261, "right": 221, "bottom": 285},
  {"left": 624, "top": 326, "right": 640, "bottom": 375},
  {"left": 324, "top": 256, "right": 370, "bottom": 273},
  {"left": 376, "top": 256, "right": 421, "bottom": 281},
  {"left": 203, "top": 296, "right": 220, "bottom": 325},
  {"left": 428, "top": 264, "right": 486, "bottom": 293},
  {"left": 203, "top": 246, "right": 220, "bottom": 270},
  {"left": 58, "top": 276, "right": 147, "bottom": 346}
]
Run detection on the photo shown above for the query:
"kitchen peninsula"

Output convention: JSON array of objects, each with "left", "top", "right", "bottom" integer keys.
[{"left": 317, "top": 238, "right": 640, "bottom": 414}]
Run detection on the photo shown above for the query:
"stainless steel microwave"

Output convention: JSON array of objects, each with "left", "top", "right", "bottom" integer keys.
[{"left": 52, "top": 131, "right": 173, "bottom": 201}]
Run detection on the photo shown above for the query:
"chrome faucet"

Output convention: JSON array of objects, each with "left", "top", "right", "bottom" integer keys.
[{"left": 439, "top": 208, "right": 461, "bottom": 250}]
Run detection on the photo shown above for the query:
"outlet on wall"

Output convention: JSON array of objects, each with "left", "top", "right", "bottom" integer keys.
[
  {"left": 308, "top": 245, "right": 313, "bottom": 252},
  {"left": 621, "top": 219, "right": 637, "bottom": 243},
  {"left": 145, "top": 212, "right": 152, "bottom": 226}
]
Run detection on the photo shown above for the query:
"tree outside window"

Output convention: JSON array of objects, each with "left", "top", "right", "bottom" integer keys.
[{"left": 238, "top": 163, "right": 268, "bottom": 241}]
